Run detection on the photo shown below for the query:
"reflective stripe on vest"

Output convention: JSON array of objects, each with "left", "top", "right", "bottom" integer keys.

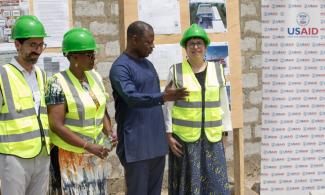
[
  {"left": 172, "top": 60, "right": 225, "bottom": 142},
  {"left": 0, "top": 64, "right": 50, "bottom": 158},
  {"left": 50, "top": 69, "right": 107, "bottom": 153},
  {"left": 0, "top": 107, "right": 47, "bottom": 121},
  {"left": 0, "top": 130, "right": 49, "bottom": 142},
  {"left": 175, "top": 100, "right": 220, "bottom": 108}
]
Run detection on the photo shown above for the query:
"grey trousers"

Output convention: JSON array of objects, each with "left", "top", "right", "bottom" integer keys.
[{"left": 0, "top": 147, "right": 50, "bottom": 195}]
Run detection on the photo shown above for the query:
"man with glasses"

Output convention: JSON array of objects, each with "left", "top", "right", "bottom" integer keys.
[{"left": 0, "top": 15, "right": 51, "bottom": 195}]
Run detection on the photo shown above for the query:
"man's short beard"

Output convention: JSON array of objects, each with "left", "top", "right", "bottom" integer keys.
[{"left": 25, "top": 55, "right": 39, "bottom": 65}]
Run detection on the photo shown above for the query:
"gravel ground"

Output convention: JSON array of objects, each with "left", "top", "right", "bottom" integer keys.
[{"left": 227, "top": 154, "right": 261, "bottom": 194}]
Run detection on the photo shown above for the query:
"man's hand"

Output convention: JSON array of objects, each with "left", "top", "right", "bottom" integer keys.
[
  {"left": 163, "top": 81, "right": 189, "bottom": 102},
  {"left": 218, "top": 58, "right": 226, "bottom": 66},
  {"left": 167, "top": 133, "right": 183, "bottom": 157}
]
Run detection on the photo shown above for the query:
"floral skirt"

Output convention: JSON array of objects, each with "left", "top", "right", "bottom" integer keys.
[
  {"left": 49, "top": 147, "right": 109, "bottom": 195},
  {"left": 168, "top": 133, "right": 230, "bottom": 195}
]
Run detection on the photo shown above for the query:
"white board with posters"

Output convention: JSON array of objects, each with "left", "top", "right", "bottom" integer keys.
[{"left": 0, "top": 0, "right": 72, "bottom": 49}]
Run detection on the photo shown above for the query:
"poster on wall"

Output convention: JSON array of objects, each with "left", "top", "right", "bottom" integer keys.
[
  {"left": 261, "top": 1, "right": 325, "bottom": 195},
  {"left": 33, "top": 0, "right": 70, "bottom": 48},
  {"left": 189, "top": 0, "right": 227, "bottom": 33},
  {"left": 0, "top": 0, "right": 70, "bottom": 49},
  {"left": 138, "top": 0, "right": 181, "bottom": 34},
  {"left": 146, "top": 43, "right": 183, "bottom": 80},
  {"left": 0, "top": 0, "right": 29, "bottom": 50},
  {"left": 205, "top": 42, "right": 230, "bottom": 75}
]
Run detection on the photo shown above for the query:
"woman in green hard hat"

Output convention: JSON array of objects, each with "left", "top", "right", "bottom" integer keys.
[
  {"left": 164, "top": 24, "right": 232, "bottom": 194},
  {"left": 45, "top": 28, "right": 116, "bottom": 194}
]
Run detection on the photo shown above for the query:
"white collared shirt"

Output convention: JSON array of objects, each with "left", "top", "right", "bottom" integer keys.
[{"left": 0, "top": 57, "right": 41, "bottom": 115}]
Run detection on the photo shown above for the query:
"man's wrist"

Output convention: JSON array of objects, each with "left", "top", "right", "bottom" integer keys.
[{"left": 159, "top": 92, "right": 165, "bottom": 104}]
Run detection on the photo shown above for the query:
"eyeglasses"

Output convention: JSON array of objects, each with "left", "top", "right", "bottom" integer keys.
[
  {"left": 27, "top": 42, "right": 47, "bottom": 50},
  {"left": 80, "top": 52, "right": 96, "bottom": 59},
  {"left": 69, "top": 52, "right": 96, "bottom": 59},
  {"left": 187, "top": 41, "right": 205, "bottom": 49}
]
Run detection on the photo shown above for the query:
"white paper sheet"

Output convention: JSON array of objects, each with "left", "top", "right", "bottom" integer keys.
[
  {"left": 147, "top": 44, "right": 183, "bottom": 80},
  {"left": 138, "top": 0, "right": 181, "bottom": 34},
  {"left": 33, "top": 0, "right": 70, "bottom": 48}
]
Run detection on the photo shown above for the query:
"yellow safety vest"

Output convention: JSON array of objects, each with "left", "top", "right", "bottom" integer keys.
[
  {"left": 50, "top": 69, "right": 107, "bottom": 153},
  {"left": 0, "top": 64, "right": 50, "bottom": 158},
  {"left": 172, "top": 60, "right": 225, "bottom": 142}
]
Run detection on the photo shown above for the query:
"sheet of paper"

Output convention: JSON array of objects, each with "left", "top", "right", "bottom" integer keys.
[
  {"left": 206, "top": 42, "right": 230, "bottom": 75},
  {"left": 33, "top": 0, "right": 70, "bottom": 48},
  {"left": 138, "top": 0, "right": 181, "bottom": 34},
  {"left": 147, "top": 44, "right": 183, "bottom": 80}
]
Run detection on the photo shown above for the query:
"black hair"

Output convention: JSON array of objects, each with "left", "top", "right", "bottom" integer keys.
[
  {"left": 127, "top": 21, "right": 153, "bottom": 40},
  {"left": 15, "top": 38, "right": 29, "bottom": 44}
]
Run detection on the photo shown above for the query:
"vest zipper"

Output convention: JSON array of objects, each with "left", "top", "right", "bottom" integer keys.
[{"left": 37, "top": 106, "right": 46, "bottom": 147}]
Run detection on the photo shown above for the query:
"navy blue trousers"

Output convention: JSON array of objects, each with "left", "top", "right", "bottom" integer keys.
[{"left": 124, "top": 156, "right": 165, "bottom": 195}]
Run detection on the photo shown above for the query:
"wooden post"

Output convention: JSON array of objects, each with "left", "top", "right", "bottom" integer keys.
[
  {"left": 118, "top": 0, "right": 126, "bottom": 52},
  {"left": 233, "top": 128, "right": 244, "bottom": 195}
]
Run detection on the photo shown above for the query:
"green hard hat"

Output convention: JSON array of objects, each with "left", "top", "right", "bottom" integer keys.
[
  {"left": 180, "top": 24, "right": 210, "bottom": 47},
  {"left": 11, "top": 15, "right": 47, "bottom": 39},
  {"left": 62, "top": 28, "right": 97, "bottom": 53}
]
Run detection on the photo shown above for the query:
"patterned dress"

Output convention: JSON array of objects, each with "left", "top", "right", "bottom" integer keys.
[
  {"left": 168, "top": 69, "right": 230, "bottom": 195},
  {"left": 46, "top": 76, "right": 109, "bottom": 195}
]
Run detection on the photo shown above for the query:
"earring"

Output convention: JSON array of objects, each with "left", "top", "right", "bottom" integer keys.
[{"left": 75, "top": 63, "right": 78, "bottom": 67}]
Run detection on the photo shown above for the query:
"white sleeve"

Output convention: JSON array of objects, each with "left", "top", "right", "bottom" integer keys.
[
  {"left": 220, "top": 85, "right": 232, "bottom": 131},
  {"left": 163, "top": 68, "right": 175, "bottom": 133}
]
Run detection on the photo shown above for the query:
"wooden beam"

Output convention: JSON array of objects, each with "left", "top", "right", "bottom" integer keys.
[
  {"left": 118, "top": 0, "right": 126, "bottom": 52},
  {"left": 233, "top": 128, "right": 244, "bottom": 195}
]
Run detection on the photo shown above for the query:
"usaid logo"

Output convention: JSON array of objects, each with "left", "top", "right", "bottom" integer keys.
[
  {"left": 296, "top": 12, "right": 310, "bottom": 26},
  {"left": 287, "top": 12, "right": 318, "bottom": 35}
]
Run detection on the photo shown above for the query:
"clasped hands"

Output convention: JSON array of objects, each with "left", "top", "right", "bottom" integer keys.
[{"left": 85, "top": 129, "right": 118, "bottom": 159}]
